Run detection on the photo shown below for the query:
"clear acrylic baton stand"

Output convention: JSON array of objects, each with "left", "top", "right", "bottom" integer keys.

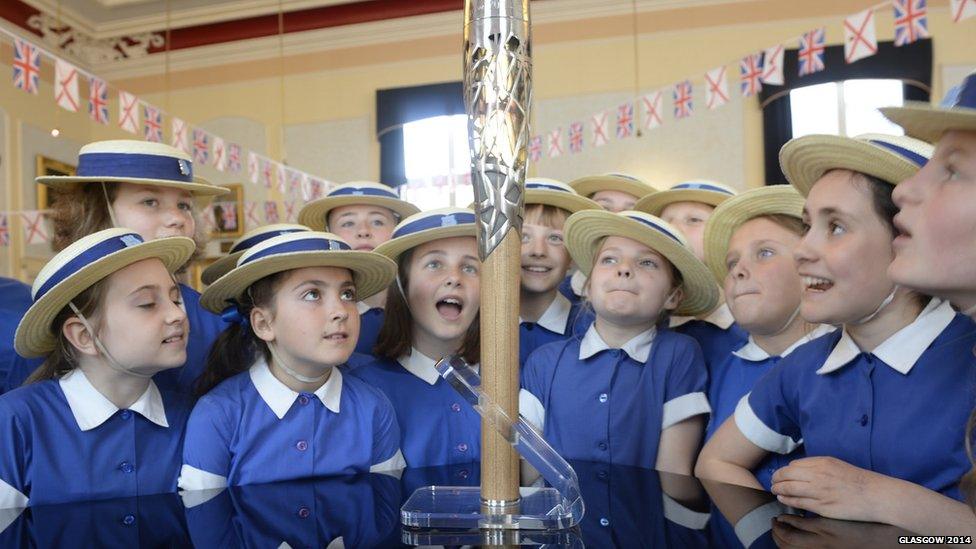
[{"left": 400, "top": 355, "right": 584, "bottom": 530}]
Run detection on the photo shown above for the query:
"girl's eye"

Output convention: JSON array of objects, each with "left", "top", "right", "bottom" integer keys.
[
  {"left": 800, "top": 222, "right": 811, "bottom": 235},
  {"left": 141, "top": 198, "right": 159, "bottom": 207},
  {"left": 178, "top": 202, "right": 193, "bottom": 212},
  {"left": 425, "top": 260, "right": 441, "bottom": 270},
  {"left": 726, "top": 258, "right": 738, "bottom": 271},
  {"left": 138, "top": 301, "right": 156, "bottom": 309},
  {"left": 599, "top": 255, "right": 617, "bottom": 265},
  {"left": 688, "top": 217, "right": 703, "bottom": 224},
  {"left": 758, "top": 248, "right": 775, "bottom": 259},
  {"left": 639, "top": 259, "right": 659, "bottom": 269},
  {"left": 829, "top": 222, "right": 845, "bottom": 236},
  {"left": 340, "top": 221, "right": 355, "bottom": 229},
  {"left": 340, "top": 289, "right": 357, "bottom": 301},
  {"left": 302, "top": 289, "right": 320, "bottom": 301},
  {"left": 371, "top": 219, "right": 387, "bottom": 227},
  {"left": 946, "top": 165, "right": 961, "bottom": 182},
  {"left": 547, "top": 233, "right": 564, "bottom": 245},
  {"left": 462, "top": 263, "right": 479, "bottom": 275}
]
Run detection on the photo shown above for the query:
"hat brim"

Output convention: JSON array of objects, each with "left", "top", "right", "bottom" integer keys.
[
  {"left": 372, "top": 225, "right": 478, "bottom": 264},
  {"left": 634, "top": 189, "right": 733, "bottom": 216},
  {"left": 524, "top": 190, "right": 601, "bottom": 214},
  {"left": 564, "top": 211, "right": 718, "bottom": 316},
  {"left": 570, "top": 176, "right": 657, "bottom": 200},
  {"left": 780, "top": 135, "right": 922, "bottom": 196},
  {"left": 298, "top": 196, "right": 421, "bottom": 231},
  {"left": 200, "top": 251, "right": 397, "bottom": 314},
  {"left": 881, "top": 103, "right": 976, "bottom": 144},
  {"left": 200, "top": 252, "right": 243, "bottom": 286},
  {"left": 36, "top": 175, "right": 230, "bottom": 197},
  {"left": 14, "top": 236, "right": 196, "bottom": 357},
  {"left": 703, "top": 187, "right": 806, "bottom": 283}
]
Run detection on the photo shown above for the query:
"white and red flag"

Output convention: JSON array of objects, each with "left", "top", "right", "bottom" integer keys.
[
  {"left": 54, "top": 59, "right": 80, "bottom": 112},
  {"left": 844, "top": 9, "right": 878, "bottom": 64},
  {"left": 705, "top": 67, "right": 729, "bottom": 109}
]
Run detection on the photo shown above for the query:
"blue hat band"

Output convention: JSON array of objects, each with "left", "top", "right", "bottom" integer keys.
[
  {"left": 328, "top": 186, "right": 399, "bottom": 200},
  {"left": 868, "top": 140, "right": 928, "bottom": 167},
  {"left": 673, "top": 182, "right": 734, "bottom": 195},
  {"left": 527, "top": 183, "right": 572, "bottom": 193},
  {"left": 35, "top": 233, "right": 145, "bottom": 301},
  {"left": 626, "top": 215, "right": 683, "bottom": 245},
  {"left": 240, "top": 237, "right": 351, "bottom": 266},
  {"left": 77, "top": 152, "right": 193, "bottom": 183},
  {"left": 231, "top": 229, "right": 306, "bottom": 254},
  {"left": 393, "top": 212, "right": 477, "bottom": 239}
]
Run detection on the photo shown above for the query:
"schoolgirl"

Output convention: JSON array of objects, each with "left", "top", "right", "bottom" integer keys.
[
  {"left": 558, "top": 173, "right": 659, "bottom": 301},
  {"left": 696, "top": 134, "right": 976, "bottom": 500},
  {"left": 298, "top": 182, "right": 420, "bottom": 356},
  {"left": 700, "top": 185, "right": 831, "bottom": 488},
  {"left": 635, "top": 180, "right": 748, "bottom": 374},
  {"left": 178, "top": 231, "right": 403, "bottom": 489},
  {"left": 757, "top": 73, "right": 976, "bottom": 534},
  {"left": 518, "top": 178, "right": 599, "bottom": 365},
  {"left": 350, "top": 208, "right": 483, "bottom": 468},
  {"left": 520, "top": 209, "right": 718, "bottom": 474},
  {"left": 0, "top": 228, "right": 196, "bottom": 507},
  {"left": 34, "top": 139, "right": 229, "bottom": 396},
  {"left": 0, "top": 278, "right": 40, "bottom": 395}
]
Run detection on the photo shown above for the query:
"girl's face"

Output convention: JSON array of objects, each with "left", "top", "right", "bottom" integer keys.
[
  {"left": 587, "top": 236, "right": 680, "bottom": 328},
  {"left": 520, "top": 220, "right": 571, "bottom": 296},
  {"left": 253, "top": 266, "right": 360, "bottom": 370},
  {"left": 406, "top": 236, "right": 481, "bottom": 349},
  {"left": 326, "top": 204, "right": 397, "bottom": 251},
  {"left": 86, "top": 258, "right": 188, "bottom": 374},
  {"left": 724, "top": 217, "right": 803, "bottom": 335},
  {"left": 591, "top": 190, "right": 639, "bottom": 213},
  {"left": 112, "top": 184, "right": 196, "bottom": 241},
  {"left": 794, "top": 170, "right": 897, "bottom": 325},
  {"left": 889, "top": 130, "right": 976, "bottom": 309},
  {"left": 660, "top": 201, "right": 715, "bottom": 261}
]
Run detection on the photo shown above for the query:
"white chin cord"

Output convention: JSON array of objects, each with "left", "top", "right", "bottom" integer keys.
[
  {"left": 770, "top": 305, "right": 802, "bottom": 336},
  {"left": 69, "top": 302, "right": 155, "bottom": 379},
  {"left": 268, "top": 342, "right": 329, "bottom": 384},
  {"left": 101, "top": 182, "right": 120, "bottom": 227},
  {"left": 849, "top": 285, "right": 899, "bottom": 326}
]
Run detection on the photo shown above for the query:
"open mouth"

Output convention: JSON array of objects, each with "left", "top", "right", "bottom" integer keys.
[
  {"left": 161, "top": 334, "right": 184, "bottom": 345},
  {"left": 436, "top": 296, "right": 464, "bottom": 320},
  {"left": 802, "top": 276, "right": 834, "bottom": 293},
  {"left": 522, "top": 265, "right": 553, "bottom": 275},
  {"left": 323, "top": 332, "right": 349, "bottom": 342}
]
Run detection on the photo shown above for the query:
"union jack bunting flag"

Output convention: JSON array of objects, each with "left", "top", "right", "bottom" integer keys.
[
  {"left": 172, "top": 118, "right": 189, "bottom": 153},
  {"left": 264, "top": 201, "right": 280, "bottom": 223},
  {"left": 844, "top": 9, "right": 878, "bottom": 64},
  {"left": 192, "top": 128, "right": 209, "bottom": 164},
  {"left": 528, "top": 135, "right": 543, "bottom": 162},
  {"left": 54, "top": 59, "right": 80, "bottom": 112},
  {"left": 641, "top": 91, "right": 664, "bottom": 129},
  {"left": 143, "top": 105, "right": 163, "bottom": 142},
  {"left": 212, "top": 137, "right": 226, "bottom": 171},
  {"left": 118, "top": 91, "right": 139, "bottom": 134},
  {"left": 893, "top": 0, "right": 929, "bottom": 46},
  {"left": 591, "top": 111, "right": 609, "bottom": 146},
  {"left": 616, "top": 102, "right": 634, "bottom": 139},
  {"left": 288, "top": 169, "right": 303, "bottom": 195},
  {"left": 760, "top": 45, "right": 784, "bottom": 85},
  {"left": 89, "top": 77, "right": 109, "bottom": 124},
  {"left": 247, "top": 151, "right": 259, "bottom": 183},
  {"left": 704, "top": 67, "right": 729, "bottom": 110},
  {"left": 798, "top": 28, "right": 827, "bottom": 77},
  {"left": 0, "top": 214, "right": 8, "bottom": 247},
  {"left": 568, "top": 122, "right": 584, "bottom": 154},
  {"left": 12, "top": 38, "right": 40, "bottom": 94},
  {"left": 228, "top": 143, "right": 242, "bottom": 173},
  {"left": 547, "top": 128, "right": 563, "bottom": 158},
  {"left": 951, "top": 0, "right": 976, "bottom": 22},
  {"left": 740, "top": 54, "right": 763, "bottom": 97},
  {"left": 674, "top": 80, "right": 693, "bottom": 119}
]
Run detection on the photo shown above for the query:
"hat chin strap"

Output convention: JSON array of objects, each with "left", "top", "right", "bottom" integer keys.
[
  {"left": 769, "top": 304, "right": 802, "bottom": 336},
  {"left": 849, "top": 285, "right": 899, "bottom": 326},
  {"left": 267, "top": 341, "right": 329, "bottom": 384},
  {"left": 101, "top": 182, "right": 120, "bottom": 227},
  {"left": 68, "top": 302, "right": 155, "bottom": 379}
]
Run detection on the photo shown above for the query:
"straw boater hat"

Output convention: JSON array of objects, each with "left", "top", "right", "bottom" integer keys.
[
  {"left": 15, "top": 228, "right": 195, "bottom": 357},
  {"left": 36, "top": 140, "right": 229, "bottom": 197},
  {"left": 779, "top": 133, "right": 934, "bottom": 196},
  {"left": 297, "top": 181, "right": 421, "bottom": 231},
  {"left": 569, "top": 173, "right": 658, "bottom": 200},
  {"left": 201, "top": 224, "right": 311, "bottom": 286},
  {"left": 563, "top": 210, "right": 719, "bottom": 316},
  {"left": 702, "top": 186, "right": 806, "bottom": 283},
  {"left": 881, "top": 71, "right": 976, "bottom": 143},
  {"left": 634, "top": 180, "right": 738, "bottom": 216},
  {"left": 372, "top": 207, "right": 478, "bottom": 263},
  {"left": 200, "top": 231, "right": 397, "bottom": 314},
  {"left": 524, "top": 178, "right": 601, "bottom": 213}
]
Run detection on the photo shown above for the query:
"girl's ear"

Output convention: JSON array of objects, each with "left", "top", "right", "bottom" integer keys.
[
  {"left": 62, "top": 316, "right": 99, "bottom": 357},
  {"left": 250, "top": 306, "right": 276, "bottom": 343},
  {"left": 664, "top": 285, "right": 685, "bottom": 311}
]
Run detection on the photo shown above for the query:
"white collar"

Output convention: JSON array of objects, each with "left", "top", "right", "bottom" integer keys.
[
  {"left": 356, "top": 301, "right": 372, "bottom": 315},
  {"left": 817, "top": 299, "right": 955, "bottom": 375},
  {"left": 249, "top": 357, "right": 342, "bottom": 418},
  {"left": 59, "top": 369, "right": 169, "bottom": 431},
  {"left": 578, "top": 323, "right": 656, "bottom": 362},
  {"left": 670, "top": 302, "right": 736, "bottom": 330},
  {"left": 397, "top": 348, "right": 441, "bottom": 386},
  {"left": 733, "top": 324, "right": 835, "bottom": 362},
  {"left": 520, "top": 291, "right": 572, "bottom": 335}
]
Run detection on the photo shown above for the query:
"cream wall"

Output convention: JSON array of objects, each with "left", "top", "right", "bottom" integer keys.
[{"left": 0, "top": 0, "right": 974, "bottom": 282}]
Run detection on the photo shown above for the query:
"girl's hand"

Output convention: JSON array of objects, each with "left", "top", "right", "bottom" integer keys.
[
  {"left": 771, "top": 514, "right": 912, "bottom": 549},
  {"left": 770, "top": 457, "right": 886, "bottom": 523}
]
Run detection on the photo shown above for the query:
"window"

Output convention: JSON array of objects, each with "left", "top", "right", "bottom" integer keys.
[
  {"left": 790, "top": 79, "right": 905, "bottom": 138},
  {"left": 399, "top": 114, "right": 473, "bottom": 210}
]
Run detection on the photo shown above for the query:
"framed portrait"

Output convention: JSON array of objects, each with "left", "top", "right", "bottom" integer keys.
[
  {"left": 209, "top": 183, "right": 245, "bottom": 239},
  {"left": 35, "top": 155, "right": 76, "bottom": 210}
]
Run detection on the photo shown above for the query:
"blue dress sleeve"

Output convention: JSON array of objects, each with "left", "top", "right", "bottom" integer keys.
[
  {"left": 182, "top": 394, "right": 236, "bottom": 477},
  {"left": 0, "top": 400, "right": 29, "bottom": 507},
  {"left": 662, "top": 335, "right": 711, "bottom": 429},
  {"left": 737, "top": 359, "right": 802, "bottom": 454},
  {"left": 370, "top": 391, "right": 403, "bottom": 467}
]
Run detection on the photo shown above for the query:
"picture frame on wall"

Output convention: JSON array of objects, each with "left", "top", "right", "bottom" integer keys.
[
  {"left": 209, "top": 183, "right": 245, "bottom": 239},
  {"left": 35, "top": 155, "right": 76, "bottom": 210}
]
